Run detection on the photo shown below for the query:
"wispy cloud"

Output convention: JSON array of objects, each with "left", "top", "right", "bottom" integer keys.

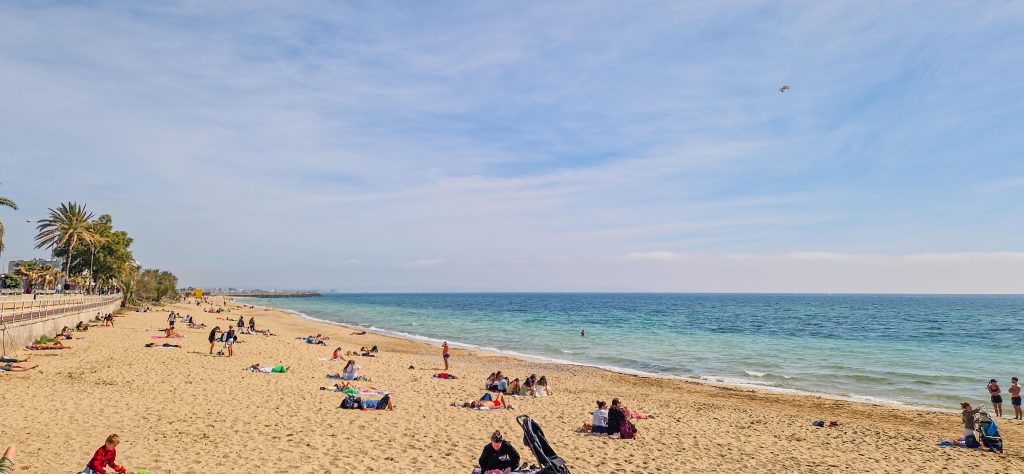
[{"left": 0, "top": 1, "right": 1021, "bottom": 291}]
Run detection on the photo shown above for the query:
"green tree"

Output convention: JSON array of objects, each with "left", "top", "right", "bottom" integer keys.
[
  {"left": 34, "top": 202, "right": 96, "bottom": 277},
  {"left": 136, "top": 268, "right": 179, "bottom": 303},
  {"left": 52, "top": 214, "right": 134, "bottom": 289},
  {"left": 0, "top": 190, "right": 17, "bottom": 267},
  {"left": 116, "top": 262, "right": 141, "bottom": 307}
]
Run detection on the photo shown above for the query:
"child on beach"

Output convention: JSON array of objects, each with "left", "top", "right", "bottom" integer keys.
[{"left": 80, "top": 434, "right": 127, "bottom": 474}]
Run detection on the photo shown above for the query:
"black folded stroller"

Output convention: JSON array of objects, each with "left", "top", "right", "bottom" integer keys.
[
  {"left": 975, "top": 411, "right": 1004, "bottom": 453},
  {"left": 517, "top": 415, "right": 571, "bottom": 474}
]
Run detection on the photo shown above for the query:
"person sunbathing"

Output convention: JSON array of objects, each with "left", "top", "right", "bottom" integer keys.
[
  {"left": 28, "top": 341, "right": 67, "bottom": 350},
  {"left": 623, "top": 404, "right": 654, "bottom": 419},
  {"left": 0, "top": 355, "right": 29, "bottom": 363},
  {"left": 247, "top": 363, "right": 289, "bottom": 373},
  {"left": 0, "top": 364, "right": 38, "bottom": 372},
  {"left": 359, "top": 394, "right": 393, "bottom": 410},
  {"left": 320, "top": 382, "right": 387, "bottom": 395},
  {"left": 456, "top": 393, "right": 508, "bottom": 409},
  {"left": 350, "top": 331, "right": 367, "bottom": 335},
  {"left": 163, "top": 327, "right": 183, "bottom": 338},
  {"left": 145, "top": 343, "right": 181, "bottom": 348}
]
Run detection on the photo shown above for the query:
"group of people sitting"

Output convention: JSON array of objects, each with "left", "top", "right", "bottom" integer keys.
[
  {"left": 330, "top": 346, "right": 379, "bottom": 360},
  {"left": 486, "top": 372, "right": 552, "bottom": 397},
  {"left": 586, "top": 398, "right": 652, "bottom": 438}
]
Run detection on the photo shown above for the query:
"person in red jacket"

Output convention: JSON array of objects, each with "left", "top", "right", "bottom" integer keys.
[{"left": 81, "top": 434, "right": 126, "bottom": 474}]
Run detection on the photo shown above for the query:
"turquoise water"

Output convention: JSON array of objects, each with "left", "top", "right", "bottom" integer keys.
[{"left": 241, "top": 293, "right": 1024, "bottom": 409}]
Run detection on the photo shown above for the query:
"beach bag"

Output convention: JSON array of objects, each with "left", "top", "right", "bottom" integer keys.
[
  {"left": 964, "top": 434, "right": 980, "bottom": 449},
  {"left": 619, "top": 420, "right": 637, "bottom": 439},
  {"left": 340, "top": 394, "right": 361, "bottom": 409}
]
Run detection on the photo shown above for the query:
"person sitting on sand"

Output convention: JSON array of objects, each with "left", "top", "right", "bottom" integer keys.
[
  {"left": 0, "top": 364, "right": 38, "bottom": 372},
  {"left": 519, "top": 375, "right": 536, "bottom": 397},
  {"left": 486, "top": 372, "right": 498, "bottom": 389},
  {"left": 81, "top": 433, "right": 126, "bottom": 474},
  {"left": 331, "top": 347, "right": 346, "bottom": 361},
  {"left": 145, "top": 343, "right": 180, "bottom": 348},
  {"left": 247, "top": 363, "right": 288, "bottom": 373},
  {"left": 340, "top": 360, "right": 361, "bottom": 380},
  {"left": 478, "top": 430, "right": 520, "bottom": 474},
  {"left": 607, "top": 398, "right": 626, "bottom": 436},
  {"left": 56, "top": 326, "right": 73, "bottom": 340},
  {"left": 457, "top": 393, "right": 508, "bottom": 409},
  {"left": 507, "top": 378, "right": 521, "bottom": 395},
  {"left": 75, "top": 321, "right": 87, "bottom": 331},
  {"left": 534, "top": 376, "right": 551, "bottom": 397},
  {"left": 962, "top": 402, "right": 983, "bottom": 439},
  {"left": 591, "top": 400, "right": 609, "bottom": 434},
  {"left": 163, "top": 327, "right": 182, "bottom": 338}
]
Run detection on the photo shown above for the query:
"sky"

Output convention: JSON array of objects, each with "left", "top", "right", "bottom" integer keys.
[{"left": 0, "top": 1, "right": 1022, "bottom": 293}]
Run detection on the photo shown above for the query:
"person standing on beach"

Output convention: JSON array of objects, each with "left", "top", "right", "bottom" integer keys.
[
  {"left": 1011, "top": 377, "right": 1022, "bottom": 420},
  {"left": 225, "top": 328, "right": 236, "bottom": 357},
  {"left": 442, "top": 341, "right": 450, "bottom": 370},
  {"left": 237, "top": 316, "right": 245, "bottom": 331},
  {"left": 988, "top": 379, "right": 1003, "bottom": 418},
  {"left": 248, "top": 316, "right": 255, "bottom": 332},
  {"left": 208, "top": 326, "right": 222, "bottom": 354},
  {"left": 167, "top": 312, "right": 176, "bottom": 328}
]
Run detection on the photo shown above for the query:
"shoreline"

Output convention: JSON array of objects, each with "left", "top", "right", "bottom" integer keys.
[
  {"left": 239, "top": 298, "right": 958, "bottom": 414},
  {"left": 4, "top": 296, "right": 1023, "bottom": 472}
]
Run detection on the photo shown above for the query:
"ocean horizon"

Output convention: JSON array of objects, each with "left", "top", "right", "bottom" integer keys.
[{"left": 239, "top": 292, "right": 1024, "bottom": 410}]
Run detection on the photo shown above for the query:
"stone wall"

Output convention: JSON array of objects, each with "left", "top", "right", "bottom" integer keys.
[{"left": 0, "top": 294, "right": 121, "bottom": 354}]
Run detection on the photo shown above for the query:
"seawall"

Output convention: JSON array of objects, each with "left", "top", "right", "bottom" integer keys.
[{"left": 0, "top": 294, "right": 121, "bottom": 353}]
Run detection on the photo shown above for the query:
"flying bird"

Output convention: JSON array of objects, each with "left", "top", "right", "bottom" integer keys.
[{"left": 779, "top": 85, "right": 790, "bottom": 92}]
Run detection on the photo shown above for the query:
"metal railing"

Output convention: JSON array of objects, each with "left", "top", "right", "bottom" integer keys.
[{"left": 0, "top": 294, "right": 122, "bottom": 325}]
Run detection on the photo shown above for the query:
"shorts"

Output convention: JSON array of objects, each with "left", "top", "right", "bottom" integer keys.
[
  {"left": 1, "top": 455, "right": 13, "bottom": 474},
  {"left": 1013, "top": 397, "right": 1021, "bottom": 406},
  {"left": 992, "top": 395, "right": 1003, "bottom": 404},
  {"left": 443, "top": 354, "right": 450, "bottom": 359}
]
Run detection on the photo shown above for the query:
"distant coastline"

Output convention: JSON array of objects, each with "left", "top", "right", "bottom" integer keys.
[{"left": 212, "top": 290, "right": 321, "bottom": 298}]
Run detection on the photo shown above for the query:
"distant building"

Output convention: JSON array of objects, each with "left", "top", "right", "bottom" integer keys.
[{"left": 7, "top": 258, "right": 64, "bottom": 274}]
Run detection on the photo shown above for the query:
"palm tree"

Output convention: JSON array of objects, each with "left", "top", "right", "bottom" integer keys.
[
  {"left": 15, "top": 262, "right": 43, "bottom": 292},
  {"left": 0, "top": 191, "right": 17, "bottom": 270},
  {"left": 34, "top": 202, "right": 95, "bottom": 278},
  {"left": 82, "top": 230, "right": 108, "bottom": 293},
  {"left": 116, "top": 262, "right": 141, "bottom": 307}
]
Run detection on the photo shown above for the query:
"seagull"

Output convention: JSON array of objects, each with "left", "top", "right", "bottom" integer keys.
[{"left": 779, "top": 85, "right": 790, "bottom": 93}]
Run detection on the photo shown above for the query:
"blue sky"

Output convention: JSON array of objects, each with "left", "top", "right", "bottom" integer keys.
[{"left": 0, "top": 1, "right": 1022, "bottom": 292}]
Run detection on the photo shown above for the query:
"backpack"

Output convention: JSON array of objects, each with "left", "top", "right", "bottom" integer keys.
[
  {"left": 620, "top": 420, "right": 637, "bottom": 439},
  {"left": 339, "top": 394, "right": 361, "bottom": 409}
]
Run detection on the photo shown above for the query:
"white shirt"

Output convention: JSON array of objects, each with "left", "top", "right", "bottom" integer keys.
[{"left": 592, "top": 409, "right": 608, "bottom": 427}]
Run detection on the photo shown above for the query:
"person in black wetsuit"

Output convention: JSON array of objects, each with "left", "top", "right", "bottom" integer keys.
[{"left": 478, "top": 430, "right": 520, "bottom": 473}]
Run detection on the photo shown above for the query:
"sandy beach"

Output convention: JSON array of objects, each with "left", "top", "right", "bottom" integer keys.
[{"left": 3, "top": 296, "right": 1024, "bottom": 473}]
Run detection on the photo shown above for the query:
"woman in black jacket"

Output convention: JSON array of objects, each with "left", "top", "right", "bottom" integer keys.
[
  {"left": 479, "top": 430, "right": 520, "bottom": 473},
  {"left": 607, "top": 398, "right": 627, "bottom": 436}
]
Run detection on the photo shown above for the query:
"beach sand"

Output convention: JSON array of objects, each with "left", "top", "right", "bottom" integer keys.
[{"left": 3, "top": 297, "right": 1024, "bottom": 473}]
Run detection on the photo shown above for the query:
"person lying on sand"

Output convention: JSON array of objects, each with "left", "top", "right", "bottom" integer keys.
[
  {"left": 27, "top": 341, "right": 68, "bottom": 350},
  {"left": 320, "top": 382, "right": 388, "bottom": 395},
  {"left": 145, "top": 343, "right": 180, "bottom": 348},
  {"left": 350, "top": 331, "right": 367, "bottom": 335},
  {"left": 0, "top": 355, "right": 29, "bottom": 363},
  {"left": 247, "top": 363, "right": 289, "bottom": 373},
  {"left": 455, "top": 393, "right": 509, "bottom": 409},
  {"left": 0, "top": 364, "right": 38, "bottom": 372}
]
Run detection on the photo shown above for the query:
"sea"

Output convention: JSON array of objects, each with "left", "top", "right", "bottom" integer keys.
[{"left": 238, "top": 293, "right": 1024, "bottom": 409}]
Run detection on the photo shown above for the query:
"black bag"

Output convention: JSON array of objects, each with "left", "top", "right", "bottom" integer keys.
[
  {"left": 964, "top": 434, "right": 980, "bottom": 449},
  {"left": 339, "top": 394, "right": 361, "bottom": 409}
]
